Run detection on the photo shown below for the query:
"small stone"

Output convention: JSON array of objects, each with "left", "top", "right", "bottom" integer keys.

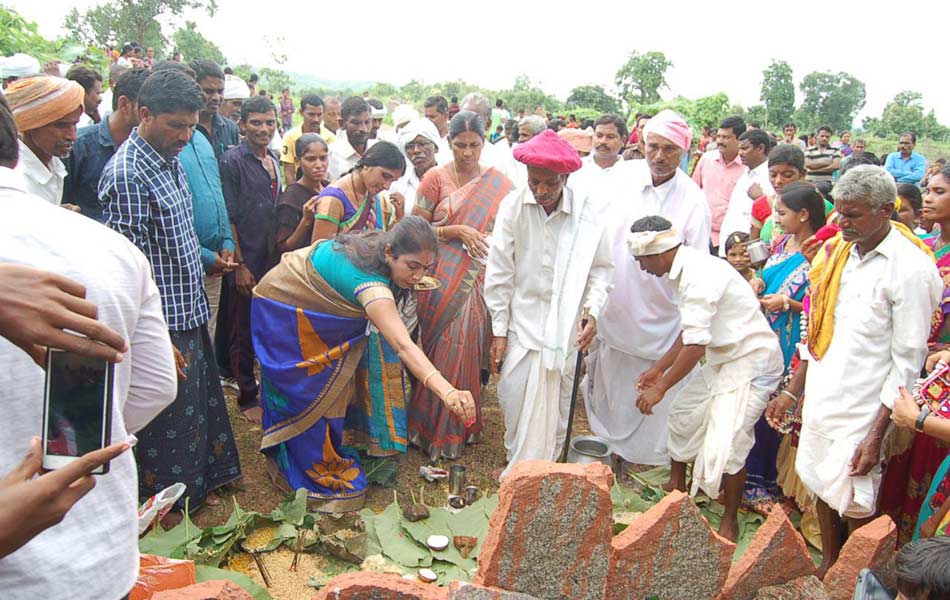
[
  {"left": 720, "top": 508, "right": 815, "bottom": 599},
  {"left": 605, "top": 490, "right": 734, "bottom": 600},
  {"left": 754, "top": 575, "right": 830, "bottom": 599},
  {"left": 447, "top": 581, "right": 540, "bottom": 599},
  {"left": 311, "top": 572, "right": 447, "bottom": 600},
  {"left": 150, "top": 580, "right": 253, "bottom": 600},
  {"left": 823, "top": 515, "right": 897, "bottom": 600},
  {"left": 474, "top": 460, "right": 614, "bottom": 600}
]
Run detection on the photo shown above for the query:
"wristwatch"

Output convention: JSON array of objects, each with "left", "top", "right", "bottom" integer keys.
[{"left": 916, "top": 406, "right": 931, "bottom": 432}]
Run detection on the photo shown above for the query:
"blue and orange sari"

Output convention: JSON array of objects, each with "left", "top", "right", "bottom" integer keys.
[
  {"left": 251, "top": 241, "right": 395, "bottom": 511},
  {"left": 408, "top": 166, "right": 512, "bottom": 460}
]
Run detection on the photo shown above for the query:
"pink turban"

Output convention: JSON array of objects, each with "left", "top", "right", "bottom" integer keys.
[
  {"left": 513, "top": 129, "right": 582, "bottom": 174},
  {"left": 642, "top": 109, "right": 693, "bottom": 152}
]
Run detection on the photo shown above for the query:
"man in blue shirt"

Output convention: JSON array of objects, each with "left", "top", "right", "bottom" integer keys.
[
  {"left": 885, "top": 132, "right": 927, "bottom": 184},
  {"left": 64, "top": 68, "right": 149, "bottom": 221},
  {"left": 191, "top": 59, "right": 239, "bottom": 159}
]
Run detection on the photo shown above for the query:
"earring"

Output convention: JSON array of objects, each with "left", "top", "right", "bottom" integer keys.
[{"left": 800, "top": 217, "right": 806, "bottom": 222}]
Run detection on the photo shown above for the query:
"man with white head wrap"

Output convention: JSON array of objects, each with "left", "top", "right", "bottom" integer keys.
[
  {"left": 221, "top": 74, "right": 250, "bottom": 122},
  {"left": 584, "top": 109, "right": 711, "bottom": 468},
  {"left": 389, "top": 118, "right": 440, "bottom": 214},
  {"left": 627, "top": 214, "right": 783, "bottom": 542},
  {"left": 0, "top": 53, "right": 40, "bottom": 88}
]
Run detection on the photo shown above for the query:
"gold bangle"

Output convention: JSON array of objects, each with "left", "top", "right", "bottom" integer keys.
[
  {"left": 422, "top": 369, "right": 439, "bottom": 389},
  {"left": 443, "top": 388, "right": 459, "bottom": 404}
]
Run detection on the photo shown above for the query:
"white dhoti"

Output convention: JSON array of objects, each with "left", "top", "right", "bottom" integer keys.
[
  {"left": 497, "top": 335, "right": 575, "bottom": 479},
  {"left": 795, "top": 425, "right": 882, "bottom": 519},
  {"left": 667, "top": 347, "right": 783, "bottom": 497},
  {"left": 584, "top": 339, "right": 698, "bottom": 465}
]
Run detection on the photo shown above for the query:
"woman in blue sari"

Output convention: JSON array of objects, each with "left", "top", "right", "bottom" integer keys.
[
  {"left": 745, "top": 182, "right": 826, "bottom": 511},
  {"left": 251, "top": 217, "right": 475, "bottom": 511}
]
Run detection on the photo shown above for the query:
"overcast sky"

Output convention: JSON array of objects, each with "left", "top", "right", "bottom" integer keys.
[{"left": 10, "top": 0, "right": 949, "bottom": 126}]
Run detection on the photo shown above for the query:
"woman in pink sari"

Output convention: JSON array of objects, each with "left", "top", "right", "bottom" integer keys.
[{"left": 409, "top": 111, "right": 513, "bottom": 460}]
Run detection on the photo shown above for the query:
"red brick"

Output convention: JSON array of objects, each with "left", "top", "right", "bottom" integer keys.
[
  {"left": 720, "top": 508, "right": 815, "bottom": 599},
  {"left": 447, "top": 581, "right": 539, "bottom": 599},
  {"left": 606, "top": 490, "right": 734, "bottom": 600},
  {"left": 823, "top": 515, "right": 897, "bottom": 600},
  {"left": 312, "top": 572, "right": 447, "bottom": 600},
  {"left": 474, "top": 460, "right": 613, "bottom": 599},
  {"left": 754, "top": 575, "right": 830, "bottom": 599},
  {"left": 150, "top": 580, "right": 253, "bottom": 600}
]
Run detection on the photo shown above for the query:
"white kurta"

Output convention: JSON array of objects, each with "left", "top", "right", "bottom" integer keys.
[
  {"left": 13, "top": 140, "right": 66, "bottom": 206},
  {"left": 327, "top": 137, "right": 376, "bottom": 181},
  {"left": 585, "top": 161, "right": 712, "bottom": 464},
  {"left": 665, "top": 246, "right": 784, "bottom": 496},
  {"left": 797, "top": 227, "right": 941, "bottom": 517},
  {"left": 570, "top": 154, "right": 637, "bottom": 219},
  {"left": 717, "top": 160, "right": 774, "bottom": 256},
  {"left": 389, "top": 167, "right": 423, "bottom": 215},
  {"left": 485, "top": 185, "right": 613, "bottom": 477}
]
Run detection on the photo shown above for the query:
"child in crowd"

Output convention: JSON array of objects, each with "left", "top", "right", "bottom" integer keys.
[
  {"left": 723, "top": 232, "right": 764, "bottom": 294},
  {"left": 897, "top": 183, "right": 925, "bottom": 234}
]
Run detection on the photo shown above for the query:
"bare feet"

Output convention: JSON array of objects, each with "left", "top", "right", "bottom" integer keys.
[
  {"left": 204, "top": 490, "right": 222, "bottom": 507},
  {"left": 242, "top": 405, "right": 263, "bottom": 423},
  {"left": 718, "top": 516, "right": 739, "bottom": 543}
]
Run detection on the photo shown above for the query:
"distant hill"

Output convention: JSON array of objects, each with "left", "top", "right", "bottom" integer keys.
[{"left": 288, "top": 71, "right": 379, "bottom": 93}]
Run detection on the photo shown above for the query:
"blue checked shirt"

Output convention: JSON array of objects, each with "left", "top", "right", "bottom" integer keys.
[{"left": 99, "top": 129, "right": 210, "bottom": 331}]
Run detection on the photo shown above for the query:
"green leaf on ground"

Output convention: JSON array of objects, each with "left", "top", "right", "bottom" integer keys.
[
  {"left": 373, "top": 502, "right": 432, "bottom": 567},
  {"left": 363, "top": 456, "right": 399, "bottom": 488},
  {"left": 139, "top": 511, "right": 203, "bottom": 559}
]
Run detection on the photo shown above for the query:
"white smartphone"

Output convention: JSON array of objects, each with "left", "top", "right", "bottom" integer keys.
[{"left": 41, "top": 348, "right": 115, "bottom": 473}]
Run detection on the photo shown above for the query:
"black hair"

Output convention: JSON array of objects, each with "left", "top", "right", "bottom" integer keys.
[
  {"left": 749, "top": 122, "right": 761, "bottom": 129},
  {"left": 723, "top": 231, "right": 750, "bottom": 254},
  {"left": 150, "top": 60, "right": 196, "bottom": 80},
  {"left": 448, "top": 110, "right": 485, "bottom": 140},
  {"left": 636, "top": 113, "right": 654, "bottom": 126},
  {"left": 137, "top": 70, "right": 204, "bottom": 116},
  {"left": 768, "top": 144, "right": 805, "bottom": 172},
  {"left": 189, "top": 59, "right": 224, "bottom": 83},
  {"left": 783, "top": 122, "right": 797, "bottom": 130},
  {"left": 817, "top": 125, "right": 833, "bottom": 135},
  {"left": 841, "top": 152, "right": 881, "bottom": 174},
  {"left": 424, "top": 95, "right": 448, "bottom": 115},
  {"left": 0, "top": 94, "right": 17, "bottom": 167},
  {"left": 901, "top": 131, "right": 918, "bottom": 144},
  {"left": 354, "top": 140, "right": 406, "bottom": 174},
  {"left": 548, "top": 118, "right": 566, "bottom": 131},
  {"left": 300, "top": 93, "right": 323, "bottom": 112},
  {"left": 334, "top": 215, "right": 437, "bottom": 276},
  {"left": 495, "top": 98, "right": 504, "bottom": 108},
  {"left": 248, "top": 73, "right": 259, "bottom": 83},
  {"left": 223, "top": 66, "right": 233, "bottom": 75},
  {"left": 898, "top": 183, "right": 923, "bottom": 213},
  {"left": 240, "top": 95, "right": 277, "bottom": 122},
  {"left": 719, "top": 116, "right": 746, "bottom": 137},
  {"left": 777, "top": 182, "right": 826, "bottom": 234},
  {"left": 814, "top": 180, "right": 833, "bottom": 203},
  {"left": 630, "top": 215, "right": 673, "bottom": 234},
  {"left": 112, "top": 67, "right": 151, "bottom": 111},
  {"left": 739, "top": 129, "right": 772, "bottom": 153},
  {"left": 340, "top": 96, "right": 370, "bottom": 121},
  {"left": 450, "top": 95, "right": 458, "bottom": 103},
  {"left": 367, "top": 98, "right": 384, "bottom": 111},
  {"left": 295, "top": 132, "right": 328, "bottom": 159},
  {"left": 65, "top": 64, "right": 102, "bottom": 92},
  {"left": 937, "top": 158, "right": 947, "bottom": 165},
  {"left": 896, "top": 537, "right": 950, "bottom": 599},
  {"left": 594, "top": 114, "right": 628, "bottom": 140}
]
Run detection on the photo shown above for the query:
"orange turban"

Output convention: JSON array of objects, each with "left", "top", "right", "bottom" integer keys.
[
  {"left": 4, "top": 76, "right": 84, "bottom": 132},
  {"left": 557, "top": 127, "right": 593, "bottom": 155}
]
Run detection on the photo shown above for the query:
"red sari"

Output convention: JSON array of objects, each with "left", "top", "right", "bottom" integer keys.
[{"left": 408, "top": 165, "right": 512, "bottom": 460}]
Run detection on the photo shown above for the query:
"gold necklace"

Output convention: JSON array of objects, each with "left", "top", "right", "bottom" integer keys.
[{"left": 450, "top": 162, "right": 462, "bottom": 189}]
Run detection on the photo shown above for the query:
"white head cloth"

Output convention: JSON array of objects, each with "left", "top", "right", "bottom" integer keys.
[
  {"left": 626, "top": 228, "right": 683, "bottom": 256},
  {"left": 392, "top": 104, "right": 419, "bottom": 129},
  {"left": 0, "top": 53, "right": 40, "bottom": 78},
  {"left": 371, "top": 104, "right": 387, "bottom": 119},
  {"left": 397, "top": 117, "right": 441, "bottom": 151},
  {"left": 223, "top": 74, "right": 250, "bottom": 100}
]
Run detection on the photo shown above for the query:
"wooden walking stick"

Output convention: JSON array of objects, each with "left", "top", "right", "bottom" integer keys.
[{"left": 559, "top": 310, "right": 589, "bottom": 463}]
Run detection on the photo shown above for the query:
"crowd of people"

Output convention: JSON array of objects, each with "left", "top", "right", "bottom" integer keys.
[{"left": 3, "top": 46, "right": 950, "bottom": 598}]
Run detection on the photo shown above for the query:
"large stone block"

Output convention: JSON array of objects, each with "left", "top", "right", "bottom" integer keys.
[
  {"left": 150, "top": 580, "right": 253, "bottom": 600},
  {"left": 754, "top": 575, "right": 830, "bottom": 600},
  {"left": 720, "top": 508, "right": 815, "bottom": 599},
  {"left": 312, "top": 572, "right": 447, "bottom": 600},
  {"left": 823, "top": 515, "right": 897, "bottom": 600},
  {"left": 606, "top": 490, "right": 734, "bottom": 600},
  {"left": 447, "top": 581, "right": 540, "bottom": 599},
  {"left": 473, "top": 460, "right": 614, "bottom": 600}
]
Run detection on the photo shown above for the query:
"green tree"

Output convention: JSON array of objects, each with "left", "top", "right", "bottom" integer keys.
[
  {"left": 64, "top": 0, "right": 217, "bottom": 56},
  {"left": 614, "top": 50, "right": 672, "bottom": 115},
  {"left": 1, "top": 5, "right": 60, "bottom": 59},
  {"left": 258, "top": 67, "right": 292, "bottom": 94},
  {"left": 795, "top": 71, "right": 866, "bottom": 133},
  {"left": 501, "top": 75, "right": 561, "bottom": 114},
  {"left": 565, "top": 85, "right": 621, "bottom": 114},
  {"left": 759, "top": 59, "right": 794, "bottom": 127},
  {"left": 171, "top": 21, "right": 224, "bottom": 63},
  {"left": 690, "top": 93, "right": 732, "bottom": 129},
  {"left": 862, "top": 90, "right": 950, "bottom": 140}
]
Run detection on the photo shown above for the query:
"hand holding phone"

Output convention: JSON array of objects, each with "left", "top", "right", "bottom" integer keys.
[{"left": 0, "top": 437, "right": 130, "bottom": 559}]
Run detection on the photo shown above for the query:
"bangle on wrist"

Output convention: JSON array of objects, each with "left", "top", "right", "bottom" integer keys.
[
  {"left": 916, "top": 407, "right": 931, "bottom": 432},
  {"left": 780, "top": 389, "right": 799, "bottom": 403},
  {"left": 422, "top": 369, "right": 439, "bottom": 389},
  {"left": 782, "top": 295, "right": 790, "bottom": 312}
]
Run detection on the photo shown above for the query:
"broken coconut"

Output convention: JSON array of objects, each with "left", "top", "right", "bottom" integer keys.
[
  {"left": 453, "top": 536, "right": 477, "bottom": 559},
  {"left": 427, "top": 534, "right": 449, "bottom": 551},
  {"left": 418, "top": 568, "right": 438, "bottom": 583},
  {"left": 403, "top": 487, "right": 431, "bottom": 522}
]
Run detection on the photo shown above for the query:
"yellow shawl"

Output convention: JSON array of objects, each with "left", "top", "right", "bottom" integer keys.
[{"left": 807, "top": 221, "right": 933, "bottom": 360}]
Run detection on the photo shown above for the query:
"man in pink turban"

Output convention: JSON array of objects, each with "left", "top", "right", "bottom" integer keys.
[
  {"left": 485, "top": 128, "right": 613, "bottom": 478},
  {"left": 584, "top": 107, "right": 713, "bottom": 475}
]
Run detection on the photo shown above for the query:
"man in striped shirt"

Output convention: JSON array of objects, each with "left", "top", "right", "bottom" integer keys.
[{"left": 804, "top": 125, "right": 842, "bottom": 182}]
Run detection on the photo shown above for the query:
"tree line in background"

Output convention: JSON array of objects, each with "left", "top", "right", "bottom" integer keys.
[{"left": 2, "top": 2, "right": 948, "bottom": 142}]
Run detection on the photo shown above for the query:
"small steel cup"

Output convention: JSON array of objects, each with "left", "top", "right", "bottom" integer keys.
[
  {"left": 448, "top": 465, "right": 467, "bottom": 495},
  {"left": 463, "top": 485, "right": 479, "bottom": 505}
]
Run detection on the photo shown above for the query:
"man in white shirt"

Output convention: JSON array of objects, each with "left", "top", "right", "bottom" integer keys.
[
  {"left": 389, "top": 118, "right": 440, "bottom": 215},
  {"left": 5, "top": 76, "right": 84, "bottom": 207},
  {"left": 584, "top": 110, "right": 711, "bottom": 468},
  {"left": 769, "top": 165, "right": 942, "bottom": 577},
  {"left": 718, "top": 129, "right": 775, "bottom": 255},
  {"left": 485, "top": 130, "right": 613, "bottom": 478},
  {"left": 571, "top": 114, "right": 635, "bottom": 217},
  {"left": 327, "top": 97, "right": 376, "bottom": 181},
  {"left": 0, "top": 103, "right": 178, "bottom": 597},
  {"left": 629, "top": 216, "right": 783, "bottom": 542}
]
